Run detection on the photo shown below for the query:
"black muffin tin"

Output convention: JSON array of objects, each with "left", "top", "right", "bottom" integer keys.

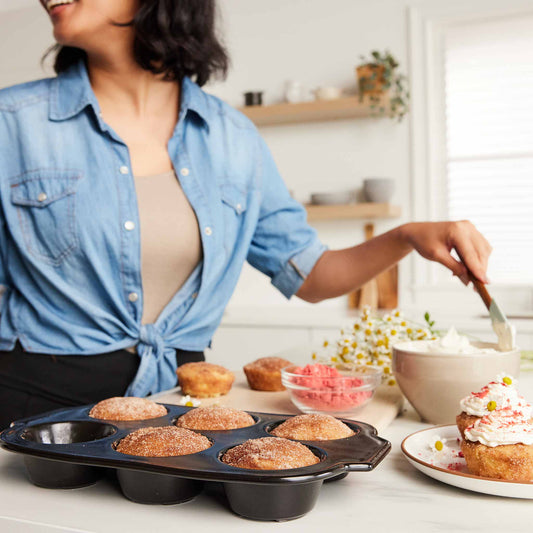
[{"left": 0, "top": 404, "right": 390, "bottom": 521}]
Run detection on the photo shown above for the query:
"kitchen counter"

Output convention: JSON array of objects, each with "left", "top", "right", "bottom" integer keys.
[
  {"left": 1, "top": 375, "right": 532, "bottom": 532},
  {"left": 221, "top": 305, "right": 533, "bottom": 334}
]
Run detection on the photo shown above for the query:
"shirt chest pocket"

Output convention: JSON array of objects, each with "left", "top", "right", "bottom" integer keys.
[{"left": 10, "top": 171, "right": 82, "bottom": 266}]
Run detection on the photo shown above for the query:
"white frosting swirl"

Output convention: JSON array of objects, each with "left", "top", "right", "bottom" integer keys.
[
  {"left": 401, "top": 327, "right": 499, "bottom": 355},
  {"left": 465, "top": 413, "right": 533, "bottom": 446},
  {"left": 459, "top": 376, "right": 532, "bottom": 418}
]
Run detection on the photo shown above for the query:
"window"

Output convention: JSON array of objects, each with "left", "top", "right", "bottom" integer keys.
[{"left": 444, "top": 16, "right": 533, "bottom": 284}]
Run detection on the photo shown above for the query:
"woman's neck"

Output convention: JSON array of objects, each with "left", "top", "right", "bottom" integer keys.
[{"left": 87, "top": 49, "right": 180, "bottom": 118}]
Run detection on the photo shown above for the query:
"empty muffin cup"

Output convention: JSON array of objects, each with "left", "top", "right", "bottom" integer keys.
[
  {"left": 223, "top": 480, "right": 323, "bottom": 521},
  {"left": 116, "top": 469, "right": 204, "bottom": 505},
  {"left": 21, "top": 421, "right": 116, "bottom": 488}
]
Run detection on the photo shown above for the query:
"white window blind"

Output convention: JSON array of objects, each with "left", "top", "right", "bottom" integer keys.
[{"left": 444, "top": 15, "right": 533, "bottom": 284}]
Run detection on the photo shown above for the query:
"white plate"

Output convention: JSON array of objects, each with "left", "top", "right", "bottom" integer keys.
[{"left": 401, "top": 425, "right": 533, "bottom": 499}]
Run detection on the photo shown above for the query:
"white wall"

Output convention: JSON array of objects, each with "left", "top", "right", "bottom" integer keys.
[{"left": 0, "top": 4, "right": 54, "bottom": 86}]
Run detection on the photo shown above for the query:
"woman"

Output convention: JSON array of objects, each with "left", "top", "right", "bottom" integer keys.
[{"left": 0, "top": 0, "right": 490, "bottom": 428}]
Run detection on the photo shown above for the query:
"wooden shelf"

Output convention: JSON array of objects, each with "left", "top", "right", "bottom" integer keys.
[
  {"left": 305, "top": 203, "right": 401, "bottom": 221},
  {"left": 238, "top": 96, "right": 385, "bottom": 126}
]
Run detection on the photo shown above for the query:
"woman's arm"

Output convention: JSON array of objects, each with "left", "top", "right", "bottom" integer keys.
[{"left": 296, "top": 220, "right": 492, "bottom": 303}]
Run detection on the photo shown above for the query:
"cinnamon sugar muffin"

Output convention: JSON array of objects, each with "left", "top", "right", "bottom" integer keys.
[
  {"left": 176, "top": 406, "right": 255, "bottom": 430},
  {"left": 243, "top": 357, "right": 292, "bottom": 391},
  {"left": 461, "top": 413, "right": 533, "bottom": 482},
  {"left": 89, "top": 397, "right": 167, "bottom": 421},
  {"left": 271, "top": 414, "right": 354, "bottom": 441},
  {"left": 115, "top": 426, "right": 211, "bottom": 457},
  {"left": 176, "top": 362, "right": 235, "bottom": 398},
  {"left": 221, "top": 437, "right": 319, "bottom": 470}
]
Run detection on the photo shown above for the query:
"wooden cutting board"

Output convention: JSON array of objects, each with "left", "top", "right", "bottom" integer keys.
[
  {"left": 348, "top": 223, "right": 399, "bottom": 310},
  {"left": 154, "top": 371, "right": 404, "bottom": 434}
]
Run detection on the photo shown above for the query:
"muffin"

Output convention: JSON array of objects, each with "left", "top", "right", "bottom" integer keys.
[
  {"left": 176, "top": 406, "right": 255, "bottom": 430},
  {"left": 461, "top": 412, "right": 533, "bottom": 482},
  {"left": 115, "top": 426, "right": 211, "bottom": 457},
  {"left": 89, "top": 396, "right": 167, "bottom": 421},
  {"left": 456, "top": 375, "right": 532, "bottom": 438},
  {"left": 221, "top": 437, "right": 319, "bottom": 470},
  {"left": 270, "top": 414, "right": 354, "bottom": 441},
  {"left": 243, "top": 356, "right": 292, "bottom": 391},
  {"left": 176, "top": 362, "right": 235, "bottom": 398}
]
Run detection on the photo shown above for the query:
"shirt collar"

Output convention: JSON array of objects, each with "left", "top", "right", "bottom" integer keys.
[
  {"left": 180, "top": 76, "right": 211, "bottom": 131},
  {"left": 49, "top": 60, "right": 100, "bottom": 121},
  {"left": 49, "top": 60, "right": 210, "bottom": 131}
]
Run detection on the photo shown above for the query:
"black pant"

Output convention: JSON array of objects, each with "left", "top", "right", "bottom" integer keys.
[{"left": 0, "top": 342, "right": 204, "bottom": 429}]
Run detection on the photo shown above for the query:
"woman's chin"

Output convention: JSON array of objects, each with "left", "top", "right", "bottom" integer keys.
[{"left": 52, "top": 27, "right": 84, "bottom": 49}]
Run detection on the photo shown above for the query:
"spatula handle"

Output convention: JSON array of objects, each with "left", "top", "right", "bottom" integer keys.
[
  {"left": 469, "top": 276, "right": 492, "bottom": 311},
  {"left": 456, "top": 250, "right": 492, "bottom": 311}
]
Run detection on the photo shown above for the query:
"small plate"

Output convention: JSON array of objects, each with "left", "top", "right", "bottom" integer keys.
[{"left": 401, "top": 425, "right": 533, "bottom": 499}]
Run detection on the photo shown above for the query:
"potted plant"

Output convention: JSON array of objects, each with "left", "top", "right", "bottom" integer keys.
[{"left": 356, "top": 50, "right": 409, "bottom": 122}]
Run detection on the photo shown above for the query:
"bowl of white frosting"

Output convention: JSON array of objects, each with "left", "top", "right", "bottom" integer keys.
[{"left": 392, "top": 328, "right": 521, "bottom": 424}]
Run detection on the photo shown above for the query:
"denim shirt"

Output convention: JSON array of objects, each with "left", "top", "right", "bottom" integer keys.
[{"left": 0, "top": 61, "right": 326, "bottom": 397}]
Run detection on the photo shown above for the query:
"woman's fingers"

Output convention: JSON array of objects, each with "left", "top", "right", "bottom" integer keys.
[
  {"left": 403, "top": 220, "right": 492, "bottom": 283},
  {"left": 433, "top": 247, "right": 468, "bottom": 279},
  {"left": 450, "top": 221, "right": 491, "bottom": 283}
]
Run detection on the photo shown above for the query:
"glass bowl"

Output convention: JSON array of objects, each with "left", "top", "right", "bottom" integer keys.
[{"left": 280, "top": 363, "right": 383, "bottom": 416}]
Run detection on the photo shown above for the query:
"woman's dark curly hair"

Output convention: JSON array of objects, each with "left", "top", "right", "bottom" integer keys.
[{"left": 48, "top": 0, "right": 229, "bottom": 86}]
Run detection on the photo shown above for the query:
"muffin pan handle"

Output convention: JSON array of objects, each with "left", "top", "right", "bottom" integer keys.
[{"left": 341, "top": 433, "right": 391, "bottom": 472}]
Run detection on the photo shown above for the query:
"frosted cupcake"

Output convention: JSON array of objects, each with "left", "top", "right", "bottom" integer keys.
[
  {"left": 461, "top": 412, "right": 533, "bottom": 482},
  {"left": 456, "top": 375, "right": 531, "bottom": 438}
]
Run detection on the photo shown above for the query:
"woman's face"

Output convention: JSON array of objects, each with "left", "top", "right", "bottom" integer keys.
[{"left": 40, "top": 0, "right": 139, "bottom": 49}]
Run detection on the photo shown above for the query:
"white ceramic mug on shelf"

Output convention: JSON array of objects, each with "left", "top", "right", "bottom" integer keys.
[{"left": 313, "top": 86, "right": 342, "bottom": 101}]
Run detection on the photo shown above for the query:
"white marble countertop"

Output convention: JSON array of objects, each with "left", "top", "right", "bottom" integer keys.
[{"left": 1, "top": 376, "right": 532, "bottom": 533}]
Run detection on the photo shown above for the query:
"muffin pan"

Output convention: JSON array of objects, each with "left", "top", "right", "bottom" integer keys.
[{"left": 0, "top": 404, "right": 390, "bottom": 521}]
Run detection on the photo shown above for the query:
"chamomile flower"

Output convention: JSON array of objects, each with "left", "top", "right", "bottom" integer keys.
[
  {"left": 428, "top": 435, "right": 447, "bottom": 453},
  {"left": 315, "top": 307, "right": 439, "bottom": 386},
  {"left": 179, "top": 395, "right": 201, "bottom": 407}
]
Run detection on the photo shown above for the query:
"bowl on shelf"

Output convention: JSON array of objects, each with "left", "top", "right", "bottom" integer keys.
[
  {"left": 310, "top": 190, "right": 356, "bottom": 205},
  {"left": 281, "top": 363, "right": 382, "bottom": 416},
  {"left": 392, "top": 341, "right": 521, "bottom": 424},
  {"left": 363, "top": 178, "right": 395, "bottom": 203}
]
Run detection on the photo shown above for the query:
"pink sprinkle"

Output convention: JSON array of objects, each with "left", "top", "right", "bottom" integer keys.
[{"left": 447, "top": 462, "right": 463, "bottom": 471}]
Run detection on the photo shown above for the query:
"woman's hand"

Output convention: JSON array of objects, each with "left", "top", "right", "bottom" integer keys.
[{"left": 399, "top": 220, "right": 492, "bottom": 284}]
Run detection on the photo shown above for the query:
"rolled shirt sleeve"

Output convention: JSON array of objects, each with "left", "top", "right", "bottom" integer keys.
[{"left": 246, "top": 135, "right": 327, "bottom": 299}]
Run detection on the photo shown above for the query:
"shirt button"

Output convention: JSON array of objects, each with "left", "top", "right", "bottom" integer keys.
[
  {"left": 192, "top": 292, "right": 198, "bottom": 299},
  {"left": 37, "top": 192, "right": 48, "bottom": 202},
  {"left": 204, "top": 227, "right": 213, "bottom": 236},
  {"left": 124, "top": 221, "right": 135, "bottom": 231},
  {"left": 119, "top": 166, "right": 129, "bottom": 175},
  {"left": 236, "top": 203, "right": 243, "bottom": 213},
  {"left": 128, "top": 292, "right": 139, "bottom": 303},
  {"left": 180, "top": 167, "right": 190, "bottom": 177}
]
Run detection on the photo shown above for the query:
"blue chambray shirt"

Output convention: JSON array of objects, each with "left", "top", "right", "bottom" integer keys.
[{"left": 0, "top": 61, "right": 326, "bottom": 397}]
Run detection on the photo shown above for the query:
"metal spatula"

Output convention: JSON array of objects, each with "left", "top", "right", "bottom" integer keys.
[{"left": 465, "top": 271, "right": 515, "bottom": 352}]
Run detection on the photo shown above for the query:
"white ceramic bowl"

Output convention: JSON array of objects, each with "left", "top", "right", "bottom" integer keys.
[
  {"left": 392, "top": 341, "right": 521, "bottom": 424},
  {"left": 363, "top": 177, "right": 395, "bottom": 203},
  {"left": 310, "top": 191, "right": 356, "bottom": 205}
]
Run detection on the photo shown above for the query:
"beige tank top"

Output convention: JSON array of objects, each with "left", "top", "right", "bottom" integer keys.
[{"left": 134, "top": 170, "right": 202, "bottom": 325}]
